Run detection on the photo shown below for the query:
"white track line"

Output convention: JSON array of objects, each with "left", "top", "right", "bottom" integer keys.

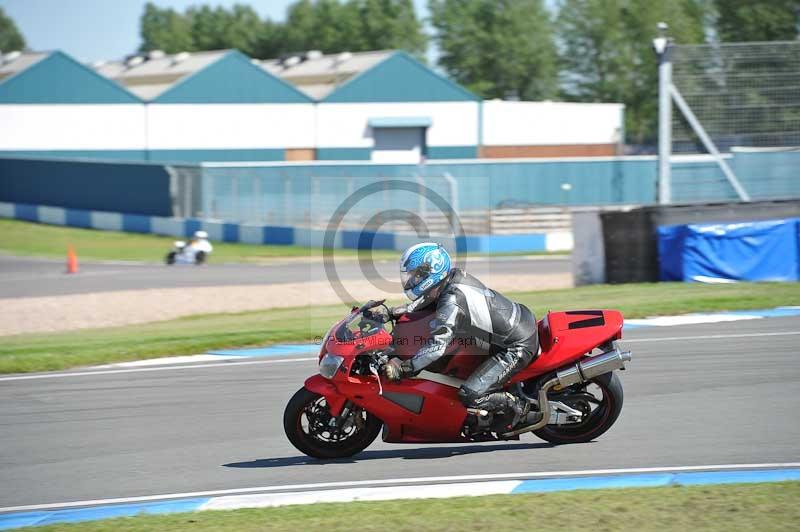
[
  {"left": 2, "top": 463, "right": 798, "bottom": 513},
  {"left": 0, "top": 357, "right": 317, "bottom": 382},
  {"left": 625, "top": 331, "right": 800, "bottom": 343}
]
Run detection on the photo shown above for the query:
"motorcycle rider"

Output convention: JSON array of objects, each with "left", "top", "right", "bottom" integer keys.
[
  {"left": 381, "top": 242, "right": 542, "bottom": 432},
  {"left": 188, "top": 231, "right": 213, "bottom": 254}
]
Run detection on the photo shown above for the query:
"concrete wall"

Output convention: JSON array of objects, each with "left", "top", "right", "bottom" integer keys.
[
  {"left": 315, "top": 101, "right": 480, "bottom": 158},
  {"left": 146, "top": 104, "right": 315, "bottom": 151},
  {"left": 0, "top": 104, "right": 146, "bottom": 152},
  {"left": 0, "top": 100, "right": 630, "bottom": 162},
  {"left": 481, "top": 101, "right": 624, "bottom": 158},
  {"left": 0, "top": 158, "right": 172, "bottom": 216}
]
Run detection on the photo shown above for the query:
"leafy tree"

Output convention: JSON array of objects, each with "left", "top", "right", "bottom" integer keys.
[
  {"left": 139, "top": 0, "right": 428, "bottom": 59},
  {"left": 0, "top": 7, "right": 26, "bottom": 52},
  {"left": 283, "top": 0, "right": 427, "bottom": 56},
  {"left": 188, "top": 4, "right": 264, "bottom": 57},
  {"left": 429, "top": 0, "right": 558, "bottom": 100},
  {"left": 715, "top": 0, "right": 800, "bottom": 42},
  {"left": 355, "top": 0, "right": 427, "bottom": 57},
  {"left": 557, "top": 0, "right": 708, "bottom": 144},
  {"left": 139, "top": 2, "right": 193, "bottom": 53}
]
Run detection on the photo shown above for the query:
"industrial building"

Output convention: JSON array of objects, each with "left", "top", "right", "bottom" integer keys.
[{"left": 0, "top": 48, "right": 624, "bottom": 163}]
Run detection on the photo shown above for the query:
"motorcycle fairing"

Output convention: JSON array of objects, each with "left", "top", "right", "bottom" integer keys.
[
  {"left": 304, "top": 372, "right": 469, "bottom": 443},
  {"left": 509, "top": 310, "right": 623, "bottom": 382},
  {"left": 392, "top": 308, "right": 623, "bottom": 382},
  {"left": 307, "top": 307, "right": 622, "bottom": 445}
]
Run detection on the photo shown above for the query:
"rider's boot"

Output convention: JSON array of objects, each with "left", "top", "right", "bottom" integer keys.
[{"left": 466, "top": 392, "right": 543, "bottom": 434}]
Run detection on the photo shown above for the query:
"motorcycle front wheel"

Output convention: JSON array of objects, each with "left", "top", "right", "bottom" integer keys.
[
  {"left": 533, "top": 371, "right": 624, "bottom": 444},
  {"left": 283, "top": 387, "right": 382, "bottom": 459},
  {"left": 165, "top": 251, "right": 176, "bottom": 265}
]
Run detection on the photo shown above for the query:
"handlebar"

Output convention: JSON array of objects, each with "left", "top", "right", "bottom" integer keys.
[{"left": 359, "top": 299, "right": 386, "bottom": 312}]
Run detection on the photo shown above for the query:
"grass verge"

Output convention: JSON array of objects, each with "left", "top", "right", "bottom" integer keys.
[
  {"left": 24, "top": 482, "right": 800, "bottom": 532},
  {"left": 0, "top": 219, "right": 398, "bottom": 263},
  {"left": 1, "top": 281, "right": 799, "bottom": 374}
]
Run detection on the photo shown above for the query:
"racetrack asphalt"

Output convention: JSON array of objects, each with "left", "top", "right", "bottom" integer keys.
[
  {"left": 1, "top": 316, "right": 799, "bottom": 508},
  {"left": 0, "top": 255, "right": 567, "bottom": 298}
]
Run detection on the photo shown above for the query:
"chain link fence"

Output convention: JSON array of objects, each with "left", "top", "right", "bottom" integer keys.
[
  {"left": 667, "top": 40, "right": 800, "bottom": 202},
  {"left": 671, "top": 41, "right": 800, "bottom": 153},
  {"left": 164, "top": 165, "right": 577, "bottom": 235}
]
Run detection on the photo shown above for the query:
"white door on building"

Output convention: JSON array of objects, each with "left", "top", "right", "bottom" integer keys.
[{"left": 371, "top": 127, "right": 425, "bottom": 163}]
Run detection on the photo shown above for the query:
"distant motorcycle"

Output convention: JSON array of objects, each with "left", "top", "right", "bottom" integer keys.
[
  {"left": 165, "top": 231, "right": 213, "bottom": 265},
  {"left": 284, "top": 299, "right": 633, "bottom": 459}
]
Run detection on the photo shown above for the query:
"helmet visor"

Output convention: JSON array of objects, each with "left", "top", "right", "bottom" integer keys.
[{"left": 401, "top": 264, "right": 430, "bottom": 291}]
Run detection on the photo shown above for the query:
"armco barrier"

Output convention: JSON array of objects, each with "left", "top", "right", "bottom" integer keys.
[
  {"left": 0, "top": 202, "right": 572, "bottom": 253},
  {"left": 658, "top": 218, "right": 800, "bottom": 282}
]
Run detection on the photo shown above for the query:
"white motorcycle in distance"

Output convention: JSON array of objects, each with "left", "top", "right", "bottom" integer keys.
[{"left": 165, "top": 231, "right": 214, "bottom": 265}]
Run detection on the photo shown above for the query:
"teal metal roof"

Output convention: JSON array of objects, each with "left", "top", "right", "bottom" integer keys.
[
  {"left": 0, "top": 51, "right": 141, "bottom": 104},
  {"left": 368, "top": 116, "right": 432, "bottom": 127},
  {"left": 154, "top": 51, "right": 312, "bottom": 104},
  {"left": 323, "top": 51, "right": 480, "bottom": 103}
]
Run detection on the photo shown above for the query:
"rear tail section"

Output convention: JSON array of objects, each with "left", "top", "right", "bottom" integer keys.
[{"left": 512, "top": 309, "right": 624, "bottom": 381}]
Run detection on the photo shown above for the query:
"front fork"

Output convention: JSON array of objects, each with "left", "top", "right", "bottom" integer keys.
[{"left": 304, "top": 375, "right": 348, "bottom": 417}]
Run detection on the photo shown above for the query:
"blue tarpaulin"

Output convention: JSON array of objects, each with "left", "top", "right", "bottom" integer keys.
[{"left": 657, "top": 218, "right": 800, "bottom": 282}]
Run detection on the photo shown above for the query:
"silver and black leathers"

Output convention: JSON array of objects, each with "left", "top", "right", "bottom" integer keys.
[{"left": 405, "top": 269, "right": 539, "bottom": 409}]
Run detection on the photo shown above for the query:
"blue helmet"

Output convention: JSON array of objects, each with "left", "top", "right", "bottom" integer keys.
[{"left": 400, "top": 242, "right": 452, "bottom": 301}]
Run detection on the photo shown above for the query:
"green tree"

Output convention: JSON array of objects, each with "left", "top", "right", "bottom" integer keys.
[
  {"left": 284, "top": 0, "right": 317, "bottom": 52},
  {"left": 284, "top": 0, "right": 427, "bottom": 55},
  {"left": 715, "top": 0, "right": 800, "bottom": 42},
  {"left": 557, "top": 0, "right": 708, "bottom": 144},
  {"left": 188, "top": 4, "right": 264, "bottom": 56},
  {"left": 139, "top": 2, "right": 193, "bottom": 53},
  {"left": 0, "top": 7, "right": 26, "bottom": 52},
  {"left": 430, "top": 0, "right": 558, "bottom": 100},
  {"left": 138, "top": 0, "right": 428, "bottom": 59},
  {"left": 356, "top": 0, "right": 427, "bottom": 57}
]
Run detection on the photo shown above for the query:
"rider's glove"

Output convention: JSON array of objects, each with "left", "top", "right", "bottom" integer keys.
[
  {"left": 389, "top": 305, "right": 409, "bottom": 318},
  {"left": 383, "top": 357, "right": 412, "bottom": 382},
  {"left": 364, "top": 306, "right": 390, "bottom": 323}
]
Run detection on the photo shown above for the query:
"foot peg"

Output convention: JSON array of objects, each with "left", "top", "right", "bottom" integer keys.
[{"left": 500, "top": 411, "right": 545, "bottom": 438}]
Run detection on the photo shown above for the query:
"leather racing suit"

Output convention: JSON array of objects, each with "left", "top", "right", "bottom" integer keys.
[{"left": 399, "top": 268, "right": 539, "bottom": 413}]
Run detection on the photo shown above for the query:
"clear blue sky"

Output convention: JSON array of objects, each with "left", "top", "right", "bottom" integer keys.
[{"left": 1, "top": 0, "right": 431, "bottom": 61}]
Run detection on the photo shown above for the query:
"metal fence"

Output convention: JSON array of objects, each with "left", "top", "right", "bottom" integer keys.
[
  {"left": 164, "top": 165, "right": 579, "bottom": 235},
  {"left": 162, "top": 150, "right": 800, "bottom": 231},
  {"left": 671, "top": 41, "right": 800, "bottom": 153}
]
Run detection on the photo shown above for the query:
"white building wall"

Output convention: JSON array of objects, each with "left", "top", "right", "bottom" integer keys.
[
  {"left": 316, "top": 102, "right": 480, "bottom": 148},
  {"left": 482, "top": 101, "right": 624, "bottom": 146},
  {"left": 146, "top": 104, "right": 315, "bottom": 149},
  {"left": 0, "top": 104, "right": 146, "bottom": 150}
]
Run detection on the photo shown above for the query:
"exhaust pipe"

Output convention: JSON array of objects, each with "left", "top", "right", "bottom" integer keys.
[
  {"left": 501, "top": 342, "right": 632, "bottom": 437},
  {"left": 556, "top": 342, "right": 632, "bottom": 388}
]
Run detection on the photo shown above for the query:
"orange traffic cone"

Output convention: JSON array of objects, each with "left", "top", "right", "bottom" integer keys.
[{"left": 66, "top": 245, "right": 78, "bottom": 274}]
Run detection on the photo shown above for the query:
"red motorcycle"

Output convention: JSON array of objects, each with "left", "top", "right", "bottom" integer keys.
[{"left": 284, "top": 300, "right": 632, "bottom": 459}]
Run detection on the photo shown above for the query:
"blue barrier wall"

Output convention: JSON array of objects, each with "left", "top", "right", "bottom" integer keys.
[
  {"left": 658, "top": 218, "right": 800, "bottom": 282},
  {"left": 0, "top": 158, "right": 172, "bottom": 216}
]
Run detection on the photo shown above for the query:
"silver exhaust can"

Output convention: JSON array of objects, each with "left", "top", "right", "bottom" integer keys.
[{"left": 556, "top": 341, "right": 632, "bottom": 388}]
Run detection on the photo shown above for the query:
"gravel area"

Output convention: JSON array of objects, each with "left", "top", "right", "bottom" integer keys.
[{"left": 0, "top": 273, "right": 571, "bottom": 336}]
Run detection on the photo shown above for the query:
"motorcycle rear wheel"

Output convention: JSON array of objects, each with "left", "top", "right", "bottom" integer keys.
[
  {"left": 533, "top": 371, "right": 623, "bottom": 444},
  {"left": 283, "top": 387, "right": 382, "bottom": 459}
]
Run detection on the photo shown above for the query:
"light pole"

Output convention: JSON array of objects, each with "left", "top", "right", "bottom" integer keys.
[{"left": 653, "top": 22, "right": 672, "bottom": 204}]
